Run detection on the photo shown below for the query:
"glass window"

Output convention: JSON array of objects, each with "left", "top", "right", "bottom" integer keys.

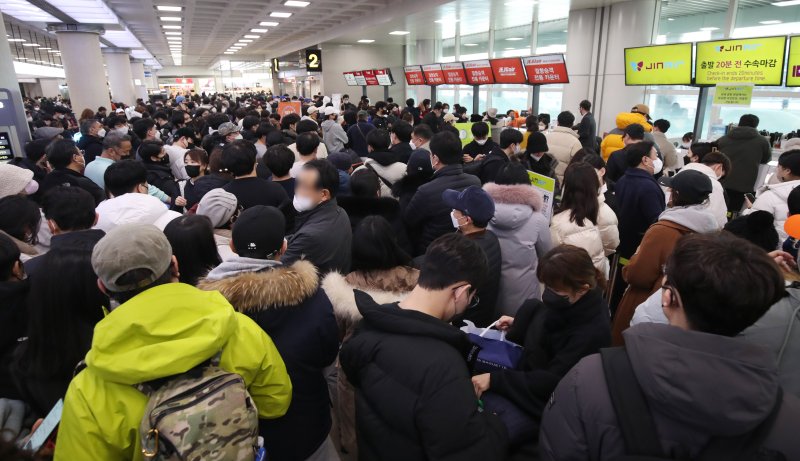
[
  {"left": 490, "top": 84, "right": 531, "bottom": 113},
  {"left": 440, "top": 37, "right": 456, "bottom": 62},
  {"left": 644, "top": 87, "right": 700, "bottom": 138},
  {"left": 437, "top": 85, "right": 457, "bottom": 106},
  {"left": 657, "top": 0, "right": 727, "bottom": 44},
  {"left": 536, "top": 19, "right": 568, "bottom": 54},
  {"left": 492, "top": 25, "right": 531, "bottom": 58},
  {"left": 457, "top": 85, "right": 488, "bottom": 115},
  {"left": 539, "top": 87, "right": 565, "bottom": 120},
  {"left": 459, "top": 31, "right": 490, "bottom": 61},
  {"left": 732, "top": 2, "right": 800, "bottom": 38}
]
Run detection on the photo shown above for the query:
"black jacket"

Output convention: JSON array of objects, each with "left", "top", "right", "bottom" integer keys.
[
  {"left": 606, "top": 146, "right": 630, "bottom": 184},
  {"left": 422, "top": 111, "right": 443, "bottom": 133},
  {"left": 283, "top": 199, "right": 352, "bottom": 274},
  {"left": 577, "top": 112, "right": 597, "bottom": 150},
  {"left": 475, "top": 150, "right": 510, "bottom": 185},
  {"left": 144, "top": 163, "right": 181, "bottom": 210},
  {"left": 77, "top": 134, "right": 104, "bottom": 163},
  {"left": 463, "top": 230, "right": 502, "bottom": 327},
  {"left": 491, "top": 291, "right": 610, "bottom": 419},
  {"left": 403, "top": 164, "right": 481, "bottom": 255},
  {"left": 389, "top": 142, "right": 414, "bottom": 164},
  {"left": 0, "top": 280, "right": 29, "bottom": 400},
  {"left": 40, "top": 168, "right": 105, "bottom": 205},
  {"left": 186, "top": 174, "right": 230, "bottom": 207},
  {"left": 340, "top": 291, "right": 508, "bottom": 461},
  {"left": 223, "top": 177, "right": 289, "bottom": 211},
  {"left": 24, "top": 229, "right": 105, "bottom": 279},
  {"left": 718, "top": 126, "right": 773, "bottom": 193},
  {"left": 462, "top": 139, "right": 501, "bottom": 160},
  {"left": 198, "top": 260, "right": 338, "bottom": 461}
]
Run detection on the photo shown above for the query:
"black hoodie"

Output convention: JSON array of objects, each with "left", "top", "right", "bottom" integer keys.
[{"left": 340, "top": 291, "right": 508, "bottom": 461}]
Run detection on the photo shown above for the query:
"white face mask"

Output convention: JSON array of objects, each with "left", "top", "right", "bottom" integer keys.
[
  {"left": 293, "top": 194, "right": 318, "bottom": 213},
  {"left": 539, "top": 122, "right": 546, "bottom": 131},
  {"left": 652, "top": 157, "right": 664, "bottom": 175},
  {"left": 514, "top": 144, "right": 522, "bottom": 154},
  {"left": 409, "top": 140, "right": 416, "bottom": 149},
  {"left": 475, "top": 139, "right": 487, "bottom": 146},
  {"left": 97, "top": 128, "right": 106, "bottom": 138},
  {"left": 450, "top": 210, "right": 462, "bottom": 229},
  {"left": 443, "top": 109, "right": 449, "bottom": 114},
  {"left": 235, "top": 133, "right": 243, "bottom": 140}
]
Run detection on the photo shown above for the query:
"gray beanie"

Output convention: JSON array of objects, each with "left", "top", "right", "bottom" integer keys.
[{"left": 196, "top": 189, "right": 238, "bottom": 228}]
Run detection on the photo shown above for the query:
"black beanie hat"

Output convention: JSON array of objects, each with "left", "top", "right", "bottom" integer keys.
[{"left": 723, "top": 210, "right": 779, "bottom": 253}]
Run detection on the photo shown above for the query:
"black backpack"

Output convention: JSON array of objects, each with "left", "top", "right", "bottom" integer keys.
[{"left": 601, "top": 347, "right": 784, "bottom": 461}]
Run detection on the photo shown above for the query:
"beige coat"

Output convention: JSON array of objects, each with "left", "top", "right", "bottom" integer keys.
[
  {"left": 545, "top": 126, "right": 583, "bottom": 183},
  {"left": 549, "top": 198, "right": 619, "bottom": 276}
]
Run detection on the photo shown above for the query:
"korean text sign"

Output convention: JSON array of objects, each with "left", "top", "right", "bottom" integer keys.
[
  {"left": 490, "top": 58, "right": 526, "bottom": 84},
  {"left": 343, "top": 72, "right": 358, "bottom": 86},
  {"left": 695, "top": 36, "right": 786, "bottom": 86},
  {"left": 404, "top": 66, "right": 425, "bottom": 85},
  {"left": 362, "top": 70, "right": 379, "bottom": 86},
  {"left": 624, "top": 43, "right": 692, "bottom": 85},
  {"left": 464, "top": 60, "right": 495, "bottom": 85},
  {"left": 787, "top": 36, "right": 800, "bottom": 87},
  {"left": 422, "top": 64, "right": 446, "bottom": 85},
  {"left": 442, "top": 63, "right": 467, "bottom": 85},
  {"left": 523, "top": 54, "right": 569, "bottom": 85}
]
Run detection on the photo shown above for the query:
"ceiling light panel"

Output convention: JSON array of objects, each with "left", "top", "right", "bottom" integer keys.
[
  {"left": 251, "top": 28, "right": 268, "bottom": 33},
  {"left": 45, "top": 0, "right": 118, "bottom": 23},
  {"left": 156, "top": 5, "right": 182, "bottom": 11},
  {"left": 270, "top": 12, "right": 292, "bottom": 17},
  {"left": 161, "top": 16, "right": 182, "bottom": 21},
  {"left": 104, "top": 29, "right": 145, "bottom": 48},
  {"left": 238, "top": 39, "right": 253, "bottom": 42},
  {"left": 162, "top": 25, "right": 182, "bottom": 29},
  {"left": 357, "top": 39, "right": 374, "bottom": 43},
  {"left": 244, "top": 35, "right": 260, "bottom": 38},
  {"left": 165, "top": 31, "right": 181, "bottom": 35},
  {"left": 284, "top": 1, "right": 310, "bottom": 6},
  {"left": 389, "top": 31, "right": 410, "bottom": 35},
  {"left": 259, "top": 21, "right": 279, "bottom": 26},
  {"left": 0, "top": 0, "right": 60, "bottom": 22}
]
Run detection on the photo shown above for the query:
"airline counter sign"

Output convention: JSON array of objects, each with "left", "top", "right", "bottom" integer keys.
[
  {"left": 787, "top": 36, "right": 800, "bottom": 87},
  {"left": 624, "top": 43, "right": 692, "bottom": 85},
  {"left": 353, "top": 71, "right": 368, "bottom": 86},
  {"left": 464, "top": 60, "right": 495, "bottom": 85},
  {"left": 422, "top": 64, "right": 446, "bottom": 85},
  {"left": 442, "top": 62, "right": 467, "bottom": 85},
  {"left": 343, "top": 72, "right": 358, "bottom": 86},
  {"left": 404, "top": 66, "right": 425, "bottom": 85},
  {"left": 363, "top": 70, "right": 380, "bottom": 86},
  {"left": 523, "top": 54, "right": 569, "bottom": 84},
  {"left": 695, "top": 36, "right": 786, "bottom": 86}
]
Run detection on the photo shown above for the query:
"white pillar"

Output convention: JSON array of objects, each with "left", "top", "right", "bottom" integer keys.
[
  {"left": 103, "top": 48, "right": 136, "bottom": 106},
  {"left": 561, "top": 8, "right": 600, "bottom": 113},
  {"left": 0, "top": 15, "right": 31, "bottom": 146},
  {"left": 595, "top": 0, "right": 657, "bottom": 134},
  {"left": 49, "top": 24, "right": 109, "bottom": 114},
  {"left": 411, "top": 39, "right": 435, "bottom": 103},
  {"left": 130, "top": 59, "right": 148, "bottom": 101},
  {"left": 38, "top": 78, "right": 62, "bottom": 98}
]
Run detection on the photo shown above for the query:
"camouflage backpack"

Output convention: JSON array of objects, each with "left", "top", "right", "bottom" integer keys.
[{"left": 137, "top": 353, "right": 259, "bottom": 460}]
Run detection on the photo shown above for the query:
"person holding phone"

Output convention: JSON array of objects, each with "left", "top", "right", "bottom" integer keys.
[{"left": 742, "top": 149, "right": 800, "bottom": 243}]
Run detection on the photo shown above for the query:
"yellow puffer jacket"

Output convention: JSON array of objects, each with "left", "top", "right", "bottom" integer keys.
[
  {"left": 600, "top": 112, "right": 653, "bottom": 161},
  {"left": 54, "top": 283, "right": 292, "bottom": 461}
]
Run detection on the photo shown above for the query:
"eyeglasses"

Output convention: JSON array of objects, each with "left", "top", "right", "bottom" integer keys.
[{"left": 467, "top": 293, "right": 480, "bottom": 310}]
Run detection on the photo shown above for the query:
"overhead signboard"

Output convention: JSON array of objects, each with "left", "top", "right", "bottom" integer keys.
[
  {"left": 523, "top": 54, "right": 569, "bottom": 84},
  {"left": 787, "top": 36, "right": 800, "bottom": 87},
  {"left": 624, "top": 43, "right": 692, "bottom": 86},
  {"left": 343, "top": 72, "right": 359, "bottom": 86},
  {"left": 422, "top": 64, "right": 446, "bottom": 85},
  {"left": 404, "top": 65, "right": 425, "bottom": 85},
  {"left": 305, "top": 49, "right": 322, "bottom": 72},
  {"left": 363, "top": 69, "right": 379, "bottom": 86},
  {"left": 442, "top": 62, "right": 467, "bottom": 85},
  {"left": 490, "top": 57, "right": 526, "bottom": 84},
  {"left": 695, "top": 36, "right": 786, "bottom": 86},
  {"left": 463, "top": 60, "right": 495, "bottom": 85},
  {"left": 375, "top": 68, "right": 394, "bottom": 86},
  {"left": 353, "top": 71, "right": 367, "bottom": 86}
]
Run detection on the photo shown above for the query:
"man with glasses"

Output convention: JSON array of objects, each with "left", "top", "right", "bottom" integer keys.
[{"left": 340, "top": 232, "right": 507, "bottom": 461}]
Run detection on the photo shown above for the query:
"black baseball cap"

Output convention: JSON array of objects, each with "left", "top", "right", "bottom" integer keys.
[
  {"left": 659, "top": 170, "right": 712, "bottom": 205},
  {"left": 231, "top": 206, "right": 286, "bottom": 259}
]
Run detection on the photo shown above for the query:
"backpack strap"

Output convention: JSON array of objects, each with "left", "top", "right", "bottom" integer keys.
[
  {"left": 696, "top": 388, "right": 784, "bottom": 461},
  {"left": 364, "top": 162, "right": 394, "bottom": 190},
  {"left": 601, "top": 347, "right": 665, "bottom": 458}
]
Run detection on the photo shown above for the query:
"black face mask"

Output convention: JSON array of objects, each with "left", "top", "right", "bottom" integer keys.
[
  {"left": 542, "top": 288, "right": 572, "bottom": 310},
  {"left": 185, "top": 165, "right": 201, "bottom": 178}
]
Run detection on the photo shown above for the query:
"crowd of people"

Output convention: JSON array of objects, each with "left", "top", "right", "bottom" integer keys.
[{"left": 0, "top": 89, "right": 799, "bottom": 461}]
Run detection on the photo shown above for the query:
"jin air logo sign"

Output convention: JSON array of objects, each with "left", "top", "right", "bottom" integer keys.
[
  {"left": 630, "top": 60, "right": 686, "bottom": 72},
  {"left": 624, "top": 43, "right": 692, "bottom": 85},
  {"left": 716, "top": 43, "right": 762, "bottom": 52}
]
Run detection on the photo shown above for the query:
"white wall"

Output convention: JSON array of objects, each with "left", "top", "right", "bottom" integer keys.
[
  {"left": 320, "top": 44, "right": 406, "bottom": 102},
  {"left": 156, "top": 66, "right": 216, "bottom": 77}
]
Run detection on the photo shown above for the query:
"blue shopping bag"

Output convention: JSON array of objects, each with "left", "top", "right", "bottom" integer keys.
[{"left": 461, "top": 320, "right": 523, "bottom": 374}]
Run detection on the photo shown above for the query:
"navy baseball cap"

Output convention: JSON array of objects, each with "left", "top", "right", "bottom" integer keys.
[{"left": 442, "top": 186, "right": 496, "bottom": 225}]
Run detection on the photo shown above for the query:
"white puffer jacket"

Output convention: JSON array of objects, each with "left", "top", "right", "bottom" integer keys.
[
  {"left": 545, "top": 126, "right": 583, "bottom": 183},
  {"left": 744, "top": 178, "right": 800, "bottom": 243},
  {"left": 549, "top": 197, "right": 619, "bottom": 276}
]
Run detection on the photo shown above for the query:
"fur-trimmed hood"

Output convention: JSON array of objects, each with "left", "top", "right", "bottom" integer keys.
[
  {"left": 321, "top": 270, "right": 416, "bottom": 325},
  {"left": 483, "top": 182, "right": 543, "bottom": 211},
  {"left": 198, "top": 259, "right": 319, "bottom": 312}
]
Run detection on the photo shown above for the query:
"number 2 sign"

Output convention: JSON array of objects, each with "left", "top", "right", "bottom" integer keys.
[{"left": 306, "top": 49, "right": 322, "bottom": 72}]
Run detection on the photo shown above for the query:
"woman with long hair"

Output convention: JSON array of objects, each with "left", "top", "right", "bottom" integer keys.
[
  {"left": 12, "top": 245, "right": 106, "bottom": 416},
  {"left": 322, "top": 216, "right": 419, "bottom": 458},
  {"left": 163, "top": 215, "right": 221, "bottom": 286},
  {"left": 550, "top": 162, "right": 619, "bottom": 276},
  {"left": 471, "top": 245, "right": 611, "bottom": 457},
  {"left": 0, "top": 196, "right": 41, "bottom": 260},
  {"left": 181, "top": 148, "right": 209, "bottom": 210}
]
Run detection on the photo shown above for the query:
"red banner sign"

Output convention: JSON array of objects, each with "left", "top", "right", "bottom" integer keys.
[
  {"left": 490, "top": 58, "right": 526, "bottom": 84},
  {"left": 175, "top": 78, "right": 193, "bottom": 84},
  {"left": 375, "top": 69, "right": 394, "bottom": 86},
  {"left": 442, "top": 62, "right": 467, "bottom": 85},
  {"left": 404, "top": 65, "right": 425, "bottom": 85},
  {"left": 463, "top": 60, "right": 495, "bottom": 85},
  {"left": 523, "top": 54, "right": 569, "bottom": 84},
  {"left": 353, "top": 71, "right": 367, "bottom": 86},
  {"left": 362, "top": 69, "right": 379, "bottom": 86},
  {"left": 422, "top": 64, "right": 445, "bottom": 85}
]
